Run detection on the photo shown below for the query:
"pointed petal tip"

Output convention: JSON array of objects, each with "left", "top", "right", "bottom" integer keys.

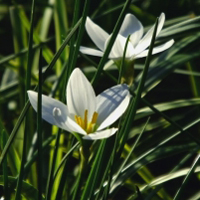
[
  {"left": 27, "top": 90, "right": 34, "bottom": 96},
  {"left": 80, "top": 46, "right": 104, "bottom": 57},
  {"left": 85, "top": 16, "right": 109, "bottom": 51},
  {"left": 67, "top": 66, "right": 96, "bottom": 120},
  {"left": 135, "top": 39, "right": 175, "bottom": 59},
  {"left": 160, "top": 12, "right": 165, "bottom": 17},
  {"left": 27, "top": 90, "right": 37, "bottom": 106},
  {"left": 72, "top": 67, "right": 81, "bottom": 74}
]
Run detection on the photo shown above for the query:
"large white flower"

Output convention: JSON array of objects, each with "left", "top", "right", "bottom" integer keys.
[
  {"left": 80, "top": 13, "right": 174, "bottom": 60},
  {"left": 28, "top": 68, "right": 130, "bottom": 140}
]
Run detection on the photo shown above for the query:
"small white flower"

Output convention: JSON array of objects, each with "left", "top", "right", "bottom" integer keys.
[
  {"left": 80, "top": 13, "right": 174, "bottom": 60},
  {"left": 28, "top": 68, "right": 130, "bottom": 140}
]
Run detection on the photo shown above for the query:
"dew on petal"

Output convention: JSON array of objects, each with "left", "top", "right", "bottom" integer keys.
[{"left": 53, "top": 107, "right": 62, "bottom": 117}]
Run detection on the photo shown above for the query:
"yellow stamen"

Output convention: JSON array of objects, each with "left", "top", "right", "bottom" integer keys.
[
  {"left": 74, "top": 110, "right": 99, "bottom": 134},
  {"left": 91, "top": 112, "right": 98, "bottom": 124},
  {"left": 83, "top": 110, "right": 88, "bottom": 130},
  {"left": 75, "top": 115, "right": 79, "bottom": 125}
]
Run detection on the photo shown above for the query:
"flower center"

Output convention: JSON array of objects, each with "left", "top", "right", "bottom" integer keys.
[{"left": 75, "top": 110, "right": 98, "bottom": 134}]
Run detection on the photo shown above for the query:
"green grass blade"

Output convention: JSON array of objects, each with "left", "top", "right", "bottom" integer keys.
[
  {"left": 67, "top": 0, "right": 90, "bottom": 82},
  {"left": 39, "top": 0, "right": 54, "bottom": 40},
  {"left": 9, "top": 5, "right": 27, "bottom": 109},
  {"left": 187, "top": 61, "right": 200, "bottom": 98},
  {"left": 2, "top": 130, "right": 9, "bottom": 199},
  {"left": 159, "top": 16, "right": 200, "bottom": 37},
  {"left": 58, "top": 0, "right": 80, "bottom": 102},
  {"left": 141, "top": 161, "right": 200, "bottom": 194},
  {"left": 112, "top": 118, "right": 150, "bottom": 186},
  {"left": 0, "top": 18, "right": 81, "bottom": 168},
  {"left": 17, "top": 8, "right": 55, "bottom": 65},
  {"left": 0, "top": 176, "right": 45, "bottom": 200},
  {"left": 0, "top": 102, "right": 30, "bottom": 166},
  {"left": 25, "top": 0, "right": 35, "bottom": 99},
  {"left": 80, "top": 140, "right": 107, "bottom": 200},
  {"left": 24, "top": 135, "right": 55, "bottom": 173},
  {"left": 14, "top": 1, "right": 36, "bottom": 198},
  {"left": 53, "top": 142, "right": 79, "bottom": 181},
  {"left": 54, "top": 141, "right": 79, "bottom": 200},
  {"left": 0, "top": 38, "right": 53, "bottom": 66},
  {"left": 142, "top": 146, "right": 199, "bottom": 199},
  {"left": 15, "top": 126, "right": 29, "bottom": 200},
  {"left": 37, "top": 49, "right": 43, "bottom": 200},
  {"left": 174, "top": 153, "right": 200, "bottom": 200},
  {"left": 54, "top": 0, "right": 69, "bottom": 75},
  {"left": 110, "top": 117, "right": 200, "bottom": 195},
  {"left": 118, "top": 17, "right": 159, "bottom": 154},
  {"left": 136, "top": 98, "right": 200, "bottom": 120},
  {"left": 45, "top": 129, "right": 62, "bottom": 200},
  {"left": 139, "top": 97, "right": 200, "bottom": 145},
  {"left": 0, "top": 120, "right": 20, "bottom": 176}
]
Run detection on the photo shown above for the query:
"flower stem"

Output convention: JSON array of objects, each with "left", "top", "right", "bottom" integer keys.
[
  {"left": 121, "top": 61, "right": 135, "bottom": 85},
  {"left": 72, "top": 145, "right": 90, "bottom": 200}
]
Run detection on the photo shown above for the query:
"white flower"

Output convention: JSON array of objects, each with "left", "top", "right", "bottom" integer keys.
[
  {"left": 27, "top": 68, "right": 130, "bottom": 140},
  {"left": 80, "top": 13, "right": 174, "bottom": 60}
]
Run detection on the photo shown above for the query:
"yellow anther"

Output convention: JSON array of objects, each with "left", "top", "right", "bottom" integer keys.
[
  {"left": 75, "top": 115, "right": 82, "bottom": 127},
  {"left": 75, "top": 110, "right": 99, "bottom": 134},
  {"left": 91, "top": 112, "right": 98, "bottom": 124},
  {"left": 75, "top": 115, "right": 79, "bottom": 125}
]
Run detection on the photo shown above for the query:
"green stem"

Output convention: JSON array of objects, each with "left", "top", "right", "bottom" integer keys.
[
  {"left": 37, "top": 49, "right": 43, "bottom": 200},
  {"left": 2, "top": 130, "right": 9, "bottom": 200},
  {"left": 45, "top": 130, "right": 62, "bottom": 200},
  {"left": 72, "top": 145, "right": 89, "bottom": 200}
]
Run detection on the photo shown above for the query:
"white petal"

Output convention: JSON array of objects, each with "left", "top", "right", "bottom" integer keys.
[
  {"left": 52, "top": 107, "right": 87, "bottom": 135},
  {"left": 67, "top": 68, "right": 96, "bottom": 121},
  {"left": 28, "top": 90, "right": 87, "bottom": 135},
  {"left": 104, "top": 34, "right": 135, "bottom": 59},
  {"left": 135, "top": 39, "right": 174, "bottom": 58},
  {"left": 135, "top": 13, "right": 165, "bottom": 55},
  {"left": 86, "top": 17, "right": 109, "bottom": 51},
  {"left": 96, "top": 84, "right": 130, "bottom": 130},
  {"left": 83, "top": 128, "right": 118, "bottom": 140},
  {"left": 27, "top": 90, "right": 71, "bottom": 131},
  {"left": 119, "top": 13, "right": 143, "bottom": 47},
  {"left": 64, "top": 117, "right": 87, "bottom": 135},
  {"left": 79, "top": 46, "right": 104, "bottom": 57}
]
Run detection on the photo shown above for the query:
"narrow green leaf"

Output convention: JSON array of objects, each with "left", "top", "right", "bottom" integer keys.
[
  {"left": 25, "top": 0, "right": 36, "bottom": 99},
  {"left": 0, "top": 18, "right": 81, "bottom": 168},
  {"left": 136, "top": 98, "right": 200, "bottom": 120},
  {"left": 174, "top": 153, "right": 200, "bottom": 200},
  {"left": 110, "top": 117, "right": 200, "bottom": 195},
  {"left": 53, "top": 142, "right": 80, "bottom": 181},
  {"left": 0, "top": 120, "right": 20, "bottom": 176},
  {"left": 0, "top": 176, "right": 45, "bottom": 200},
  {"left": 118, "top": 17, "right": 159, "bottom": 155},
  {"left": 112, "top": 118, "right": 150, "bottom": 186},
  {"left": 80, "top": 140, "right": 107, "bottom": 200},
  {"left": 2, "top": 130, "right": 9, "bottom": 200},
  {"left": 141, "top": 165, "right": 200, "bottom": 192},
  {"left": 45, "top": 130, "right": 62, "bottom": 200},
  {"left": 37, "top": 48, "right": 43, "bottom": 200}
]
